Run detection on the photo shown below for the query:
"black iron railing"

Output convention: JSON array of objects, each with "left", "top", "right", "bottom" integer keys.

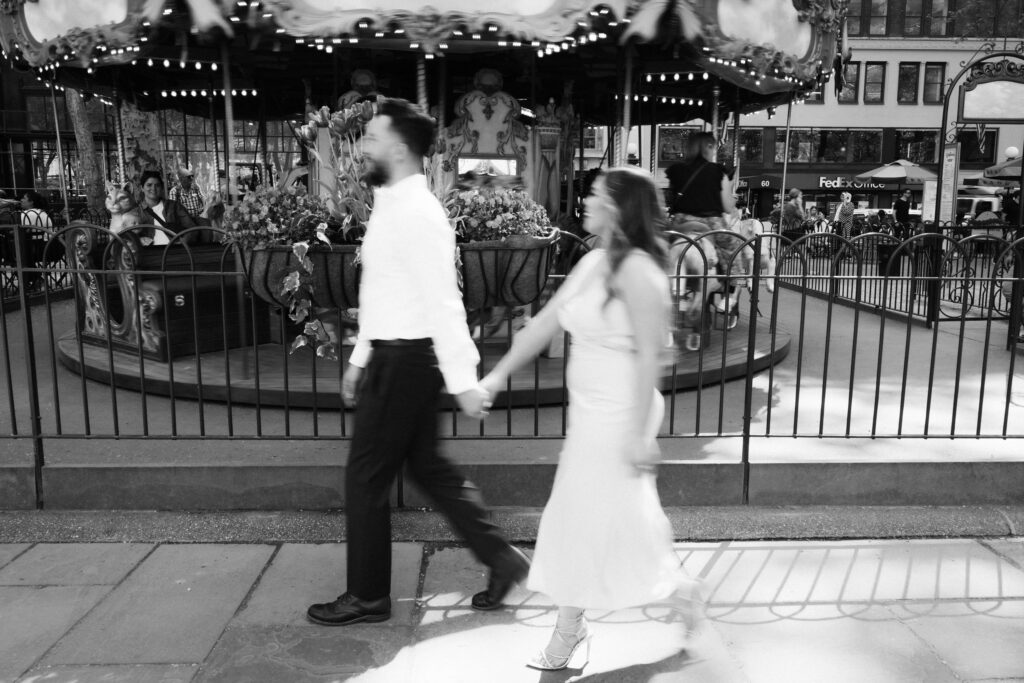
[{"left": 1, "top": 223, "right": 1023, "bottom": 446}]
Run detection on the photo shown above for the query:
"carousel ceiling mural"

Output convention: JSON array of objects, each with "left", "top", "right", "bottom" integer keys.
[{"left": 0, "top": 0, "right": 848, "bottom": 123}]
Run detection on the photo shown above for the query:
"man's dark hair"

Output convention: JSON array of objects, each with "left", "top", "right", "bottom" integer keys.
[{"left": 377, "top": 98, "right": 435, "bottom": 158}]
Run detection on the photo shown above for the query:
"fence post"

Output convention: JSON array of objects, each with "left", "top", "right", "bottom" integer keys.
[
  {"left": 740, "top": 238, "right": 762, "bottom": 505},
  {"left": 11, "top": 226, "right": 46, "bottom": 509}
]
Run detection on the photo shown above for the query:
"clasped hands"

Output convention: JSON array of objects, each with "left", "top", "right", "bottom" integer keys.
[{"left": 455, "top": 379, "right": 497, "bottom": 420}]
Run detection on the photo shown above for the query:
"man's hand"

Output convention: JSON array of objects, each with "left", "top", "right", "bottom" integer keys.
[
  {"left": 455, "top": 386, "right": 492, "bottom": 420},
  {"left": 342, "top": 364, "right": 363, "bottom": 407}
]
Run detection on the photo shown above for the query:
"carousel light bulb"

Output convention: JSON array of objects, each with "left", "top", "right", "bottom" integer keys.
[
  {"left": 163, "top": 59, "right": 170, "bottom": 67},
  {"left": 325, "top": 46, "right": 333, "bottom": 53},
  {"left": 425, "top": 53, "right": 435, "bottom": 59},
  {"left": 703, "top": 73, "right": 708, "bottom": 80},
  {"left": 697, "top": 99, "right": 703, "bottom": 105},
  {"left": 660, "top": 74, "right": 666, "bottom": 81},
  {"left": 179, "top": 60, "right": 185, "bottom": 68},
  {"left": 201, "top": 89, "right": 207, "bottom": 96},
  {"left": 189, "top": 90, "right": 195, "bottom": 96},
  {"left": 232, "top": 89, "right": 237, "bottom": 96},
  {"left": 537, "top": 49, "right": 544, "bottom": 58},
  {"left": 211, "top": 63, "right": 218, "bottom": 71},
  {"left": 375, "top": 31, "right": 385, "bottom": 37},
  {"left": 439, "top": 42, "right": 448, "bottom": 49},
  {"left": 688, "top": 73, "right": 693, "bottom": 80},
  {"left": 349, "top": 38, "right": 358, "bottom": 44},
  {"left": 642, "top": 95, "right": 648, "bottom": 102},
  {"left": 646, "top": 74, "right": 652, "bottom": 82},
  {"left": 409, "top": 42, "right": 419, "bottom": 49},
  {"left": 161, "top": 91, "right": 167, "bottom": 97},
  {"left": 598, "top": 32, "right": 607, "bottom": 39},
  {"left": 588, "top": 32, "right": 597, "bottom": 41},
  {"left": 195, "top": 62, "right": 202, "bottom": 69}
]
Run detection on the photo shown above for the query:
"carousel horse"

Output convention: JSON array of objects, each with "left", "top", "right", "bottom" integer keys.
[{"left": 668, "top": 216, "right": 776, "bottom": 351}]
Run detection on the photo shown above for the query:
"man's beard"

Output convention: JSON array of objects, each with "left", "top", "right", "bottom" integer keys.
[{"left": 362, "top": 158, "right": 389, "bottom": 187}]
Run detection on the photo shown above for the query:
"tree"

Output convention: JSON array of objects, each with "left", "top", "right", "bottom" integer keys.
[{"left": 65, "top": 88, "right": 106, "bottom": 216}]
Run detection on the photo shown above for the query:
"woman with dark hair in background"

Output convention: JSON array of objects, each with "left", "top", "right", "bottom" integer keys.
[{"left": 479, "top": 167, "right": 705, "bottom": 671}]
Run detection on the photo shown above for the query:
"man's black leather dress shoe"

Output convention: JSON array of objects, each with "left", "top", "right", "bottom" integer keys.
[
  {"left": 471, "top": 546, "right": 531, "bottom": 611},
  {"left": 307, "top": 592, "right": 391, "bottom": 626}
]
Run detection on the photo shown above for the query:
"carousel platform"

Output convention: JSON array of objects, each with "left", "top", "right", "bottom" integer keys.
[{"left": 54, "top": 311, "right": 790, "bottom": 408}]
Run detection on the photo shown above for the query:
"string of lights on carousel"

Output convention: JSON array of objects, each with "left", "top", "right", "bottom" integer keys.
[{"left": 1, "top": 1, "right": 827, "bottom": 109}]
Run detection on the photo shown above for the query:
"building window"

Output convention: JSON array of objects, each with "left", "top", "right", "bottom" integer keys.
[
  {"left": 953, "top": 0, "right": 1022, "bottom": 37},
  {"left": 869, "top": 0, "right": 888, "bottom": 34},
  {"left": 897, "top": 63, "right": 920, "bottom": 103},
  {"left": 905, "top": 0, "right": 924, "bottom": 33},
  {"left": 958, "top": 129, "right": 997, "bottom": 163},
  {"left": 897, "top": 130, "right": 939, "bottom": 163},
  {"left": 923, "top": 62, "right": 945, "bottom": 104},
  {"left": 774, "top": 128, "right": 882, "bottom": 164},
  {"left": 838, "top": 62, "right": 860, "bottom": 103},
  {"left": 864, "top": 63, "right": 886, "bottom": 103},
  {"left": 722, "top": 129, "right": 764, "bottom": 163},
  {"left": 929, "top": 0, "right": 949, "bottom": 35},
  {"left": 848, "top": 0, "right": 864, "bottom": 35}
]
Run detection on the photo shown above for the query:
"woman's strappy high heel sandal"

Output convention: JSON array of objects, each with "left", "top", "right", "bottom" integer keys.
[{"left": 527, "top": 616, "right": 591, "bottom": 671}]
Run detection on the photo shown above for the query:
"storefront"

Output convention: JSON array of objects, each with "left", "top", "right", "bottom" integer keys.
[{"left": 739, "top": 174, "right": 898, "bottom": 218}]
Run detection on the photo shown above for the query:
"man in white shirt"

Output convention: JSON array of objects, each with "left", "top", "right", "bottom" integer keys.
[{"left": 307, "top": 98, "right": 529, "bottom": 627}]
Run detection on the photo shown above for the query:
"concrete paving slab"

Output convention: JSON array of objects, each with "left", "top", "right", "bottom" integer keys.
[
  {"left": 892, "top": 600, "right": 1024, "bottom": 680},
  {"left": 15, "top": 664, "right": 198, "bottom": 682},
  {"left": 234, "top": 543, "right": 422, "bottom": 627},
  {"left": 712, "top": 604, "right": 961, "bottom": 683},
  {"left": 0, "top": 543, "right": 30, "bottom": 570},
  {"left": 0, "top": 586, "right": 112, "bottom": 682},
  {"left": 406, "top": 547, "right": 746, "bottom": 682},
  {"left": 42, "top": 544, "right": 274, "bottom": 665},
  {"left": 981, "top": 538, "right": 1024, "bottom": 572},
  {"left": 194, "top": 625, "right": 414, "bottom": 682},
  {"left": 0, "top": 543, "right": 152, "bottom": 586},
  {"left": 685, "top": 540, "right": 1024, "bottom": 606}
]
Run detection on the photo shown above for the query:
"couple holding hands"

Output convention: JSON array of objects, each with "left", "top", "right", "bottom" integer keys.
[{"left": 307, "top": 98, "right": 704, "bottom": 671}]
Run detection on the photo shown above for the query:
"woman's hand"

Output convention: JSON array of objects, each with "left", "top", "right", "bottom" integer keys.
[{"left": 629, "top": 434, "right": 661, "bottom": 475}]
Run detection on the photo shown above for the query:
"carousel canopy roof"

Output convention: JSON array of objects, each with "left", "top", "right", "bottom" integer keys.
[{"left": 0, "top": 0, "right": 846, "bottom": 123}]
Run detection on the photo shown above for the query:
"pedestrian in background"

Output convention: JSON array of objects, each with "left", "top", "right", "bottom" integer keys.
[
  {"left": 781, "top": 188, "right": 805, "bottom": 234},
  {"left": 479, "top": 166, "right": 705, "bottom": 671},
  {"left": 306, "top": 98, "right": 528, "bottom": 628}
]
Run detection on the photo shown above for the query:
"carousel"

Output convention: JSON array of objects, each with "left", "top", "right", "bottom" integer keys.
[{"left": 0, "top": 0, "right": 846, "bottom": 407}]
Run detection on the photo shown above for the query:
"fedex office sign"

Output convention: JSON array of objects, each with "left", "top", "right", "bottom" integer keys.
[{"left": 818, "top": 176, "right": 886, "bottom": 190}]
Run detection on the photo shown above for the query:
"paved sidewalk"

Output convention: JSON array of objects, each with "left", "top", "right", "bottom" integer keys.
[{"left": 2, "top": 531, "right": 1023, "bottom": 682}]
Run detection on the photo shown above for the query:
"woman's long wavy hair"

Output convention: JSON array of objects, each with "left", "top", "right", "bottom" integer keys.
[{"left": 599, "top": 166, "right": 669, "bottom": 306}]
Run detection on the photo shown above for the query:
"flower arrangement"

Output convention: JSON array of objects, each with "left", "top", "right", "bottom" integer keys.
[
  {"left": 222, "top": 184, "right": 333, "bottom": 250},
  {"left": 298, "top": 98, "right": 378, "bottom": 234},
  {"left": 449, "top": 185, "right": 554, "bottom": 243}
]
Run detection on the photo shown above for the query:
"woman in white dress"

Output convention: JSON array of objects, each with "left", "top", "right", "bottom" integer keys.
[{"left": 479, "top": 166, "right": 704, "bottom": 671}]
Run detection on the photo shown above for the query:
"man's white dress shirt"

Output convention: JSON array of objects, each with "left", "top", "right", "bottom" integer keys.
[{"left": 348, "top": 173, "right": 479, "bottom": 395}]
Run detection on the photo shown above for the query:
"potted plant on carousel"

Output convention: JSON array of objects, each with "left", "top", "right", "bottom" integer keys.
[
  {"left": 449, "top": 182, "right": 560, "bottom": 313},
  {"left": 223, "top": 99, "right": 376, "bottom": 360}
]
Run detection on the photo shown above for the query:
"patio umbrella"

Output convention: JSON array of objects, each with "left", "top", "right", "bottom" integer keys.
[
  {"left": 855, "top": 159, "right": 938, "bottom": 184},
  {"left": 984, "top": 156, "right": 1022, "bottom": 179}
]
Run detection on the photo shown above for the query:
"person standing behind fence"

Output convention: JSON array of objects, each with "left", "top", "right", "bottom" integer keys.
[
  {"left": 781, "top": 188, "right": 805, "bottom": 234},
  {"left": 18, "top": 190, "right": 53, "bottom": 292},
  {"left": 168, "top": 165, "right": 204, "bottom": 219},
  {"left": 478, "top": 167, "right": 706, "bottom": 671},
  {"left": 833, "top": 192, "right": 855, "bottom": 240},
  {"left": 305, "top": 97, "right": 529, "bottom": 628}
]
